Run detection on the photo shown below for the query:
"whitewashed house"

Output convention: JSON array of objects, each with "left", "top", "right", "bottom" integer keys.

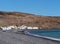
[
  {"left": 27, "top": 27, "right": 33, "bottom": 29},
  {"left": 6, "top": 27, "right": 11, "bottom": 30},
  {"left": 0, "top": 26, "right": 18, "bottom": 31},
  {"left": 0, "top": 25, "right": 39, "bottom": 31},
  {"left": 32, "top": 27, "right": 39, "bottom": 29},
  {"left": 9, "top": 26, "right": 16, "bottom": 29},
  {"left": 18, "top": 25, "right": 27, "bottom": 29},
  {"left": 21, "top": 25, "right": 27, "bottom": 29},
  {"left": 17, "top": 25, "right": 27, "bottom": 31},
  {"left": 1, "top": 27, "right": 7, "bottom": 30}
]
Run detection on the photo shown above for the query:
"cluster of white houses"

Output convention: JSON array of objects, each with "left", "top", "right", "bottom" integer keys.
[{"left": 0, "top": 25, "right": 40, "bottom": 31}]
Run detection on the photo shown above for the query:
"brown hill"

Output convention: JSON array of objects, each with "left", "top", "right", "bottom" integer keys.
[{"left": 0, "top": 11, "right": 60, "bottom": 29}]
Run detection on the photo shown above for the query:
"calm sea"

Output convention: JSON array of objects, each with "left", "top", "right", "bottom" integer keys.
[{"left": 27, "top": 29, "right": 60, "bottom": 39}]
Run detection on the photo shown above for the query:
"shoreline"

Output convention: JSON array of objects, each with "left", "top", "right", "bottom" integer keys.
[
  {"left": 24, "top": 29, "right": 60, "bottom": 42},
  {"left": 0, "top": 30, "right": 60, "bottom": 44}
]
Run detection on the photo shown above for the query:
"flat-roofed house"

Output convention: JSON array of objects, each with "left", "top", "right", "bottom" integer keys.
[
  {"left": 27, "top": 27, "right": 33, "bottom": 29},
  {"left": 17, "top": 25, "right": 27, "bottom": 31},
  {"left": 32, "top": 27, "right": 39, "bottom": 29},
  {"left": 1, "top": 27, "right": 7, "bottom": 30},
  {"left": 18, "top": 25, "right": 27, "bottom": 29}
]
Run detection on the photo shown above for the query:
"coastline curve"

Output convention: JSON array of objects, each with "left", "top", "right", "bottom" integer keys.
[{"left": 24, "top": 29, "right": 60, "bottom": 42}]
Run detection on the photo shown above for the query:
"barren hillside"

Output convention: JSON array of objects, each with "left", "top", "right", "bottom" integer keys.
[{"left": 0, "top": 11, "right": 60, "bottom": 29}]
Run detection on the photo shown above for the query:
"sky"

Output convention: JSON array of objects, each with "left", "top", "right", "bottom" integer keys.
[{"left": 0, "top": 0, "right": 60, "bottom": 16}]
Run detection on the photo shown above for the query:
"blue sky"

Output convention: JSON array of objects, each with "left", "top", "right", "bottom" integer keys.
[{"left": 0, "top": 0, "right": 60, "bottom": 16}]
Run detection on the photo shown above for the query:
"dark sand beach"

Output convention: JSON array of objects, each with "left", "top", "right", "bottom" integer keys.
[{"left": 0, "top": 31, "right": 60, "bottom": 44}]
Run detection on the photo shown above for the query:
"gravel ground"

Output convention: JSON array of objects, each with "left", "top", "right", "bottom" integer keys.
[{"left": 0, "top": 31, "right": 60, "bottom": 44}]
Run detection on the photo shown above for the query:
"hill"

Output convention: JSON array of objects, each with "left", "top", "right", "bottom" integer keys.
[{"left": 0, "top": 11, "right": 60, "bottom": 29}]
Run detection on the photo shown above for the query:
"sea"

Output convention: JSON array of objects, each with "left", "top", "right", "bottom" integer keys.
[{"left": 25, "top": 29, "right": 60, "bottom": 39}]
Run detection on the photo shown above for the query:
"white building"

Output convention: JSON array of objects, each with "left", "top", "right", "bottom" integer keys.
[
  {"left": 9, "top": 26, "right": 17, "bottom": 29},
  {"left": 18, "top": 25, "right": 27, "bottom": 29},
  {"left": 1, "top": 27, "right": 7, "bottom": 30},
  {"left": 0, "top": 25, "right": 39, "bottom": 31},
  {"left": 32, "top": 27, "right": 39, "bottom": 29},
  {"left": 0, "top": 26, "right": 18, "bottom": 31},
  {"left": 27, "top": 27, "right": 33, "bottom": 29}
]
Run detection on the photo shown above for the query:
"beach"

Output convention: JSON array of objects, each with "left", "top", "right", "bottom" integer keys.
[{"left": 0, "top": 31, "right": 60, "bottom": 44}]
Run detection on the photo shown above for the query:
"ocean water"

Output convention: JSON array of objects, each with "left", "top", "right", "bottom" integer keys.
[{"left": 27, "top": 29, "right": 60, "bottom": 39}]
